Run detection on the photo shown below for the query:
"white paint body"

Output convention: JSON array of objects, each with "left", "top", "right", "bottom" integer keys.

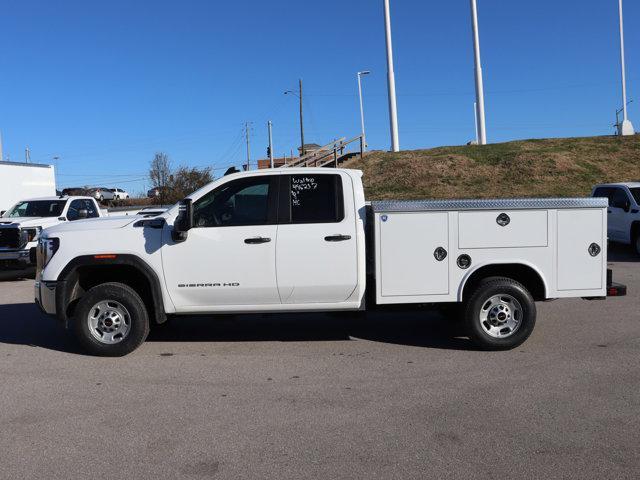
[
  {"left": 374, "top": 205, "right": 606, "bottom": 304},
  {"left": 40, "top": 169, "right": 607, "bottom": 318},
  {"left": 0, "top": 162, "right": 56, "bottom": 213}
]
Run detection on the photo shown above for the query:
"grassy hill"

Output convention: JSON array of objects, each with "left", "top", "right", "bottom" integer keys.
[{"left": 343, "top": 135, "right": 640, "bottom": 200}]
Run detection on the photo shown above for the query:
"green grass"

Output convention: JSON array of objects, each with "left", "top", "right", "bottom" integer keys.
[{"left": 343, "top": 135, "right": 640, "bottom": 200}]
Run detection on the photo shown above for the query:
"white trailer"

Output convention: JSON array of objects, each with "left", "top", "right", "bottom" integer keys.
[{"left": 0, "top": 161, "right": 56, "bottom": 214}]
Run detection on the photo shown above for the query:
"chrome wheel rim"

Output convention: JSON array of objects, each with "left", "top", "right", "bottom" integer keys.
[
  {"left": 87, "top": 300, "right": 131, "bottom": 344},
  {"left": 479, "top": 294, "right": 523, "bottom": 338}
]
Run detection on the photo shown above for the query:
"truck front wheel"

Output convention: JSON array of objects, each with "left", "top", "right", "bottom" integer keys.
[
  {"left": 73, "top": 282, "right": 150, "bottom": 356},
  {"left": 464, "top": 277, "right": 536, "bottom": 350}
]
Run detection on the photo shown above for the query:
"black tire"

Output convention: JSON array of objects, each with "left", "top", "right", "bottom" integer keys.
[
  {"left": 633, "top": 233, "right": 640, "bottom": 256},
  {"left": 73, "top": 282, "right": 150, "bottom": 356},
  {"left": 463, "top": 276, "right": 536, "bottom": 350}
]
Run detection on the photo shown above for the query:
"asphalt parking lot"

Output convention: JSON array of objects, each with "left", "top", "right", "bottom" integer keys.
[{"left": 0, "top": 245, "right": 639, "bottom": 480}]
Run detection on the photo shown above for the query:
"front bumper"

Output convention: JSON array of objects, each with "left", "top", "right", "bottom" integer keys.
[
  {"left": 34, "top": 280, "right": 57, "bottom": 315},
  {"left": 0, "top": 249, "right": 33, "bottom": 270}
]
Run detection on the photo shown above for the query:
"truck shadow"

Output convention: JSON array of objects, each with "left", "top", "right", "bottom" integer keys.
[
  {"left": 147, "top": 309, "right": 473, "bottom": 351},
  {"left": 0, "top": 302, "right": 80, "bottom": 353},
  {"left": 0, "top": 303, "right": 472, "bottom": 354}
]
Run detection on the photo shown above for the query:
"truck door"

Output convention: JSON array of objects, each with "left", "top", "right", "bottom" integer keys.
[
  {"left": 275, "top": 173, "right": 358, "bottom": 304},
  {"left": 608, "top": 187, "right": 632, "bottom": 242},
  {"left": 161, "top": 175, "right": 280, "bottom": 308}
]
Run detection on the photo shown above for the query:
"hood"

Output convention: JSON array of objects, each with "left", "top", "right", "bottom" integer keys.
[
  {"left": 0, "top": 217, "right": 63, "bottom": 228},
  {"left": 44, "top": 216, "right": 138, "bottom": 235}
]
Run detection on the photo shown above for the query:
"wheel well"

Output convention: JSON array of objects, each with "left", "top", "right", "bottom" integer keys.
[
  {"left": 65, "top": 265, "right": 158, "bottom": 323},
  {"left": 631, "top": 221, "right": 640, "bottom": 240},
  {"left": 462, "top": 264, "right": 546, "bottom": 301}
]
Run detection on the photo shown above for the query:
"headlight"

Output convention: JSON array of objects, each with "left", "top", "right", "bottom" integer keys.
[
  {"left": 38, "top": 237, "right": 60, "bottom": 268},
  {"left": 23, "top": 227, "right": 42, "bottom": 243}
]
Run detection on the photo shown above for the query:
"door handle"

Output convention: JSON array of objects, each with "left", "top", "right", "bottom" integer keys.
[
  {"left": 244, "top": 237, "right": 271, "bottom": 244},
  {"left": 324, "top": 234, "right": 351, "bottom": 242},
  {"left": 607, "top": 210, "right": 612, "bottom": 214}
]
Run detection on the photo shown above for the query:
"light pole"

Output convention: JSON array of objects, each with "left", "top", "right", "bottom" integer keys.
[
  {"left": 357, "top": 71, "right": 370, "bottom": 151},
  {"left": 52, "top": 156, "right": 60, "bottom": 190},
  {"left": 383, "top": 0, "right": 400, "bottom": 152},
  {"left": 617, "top": 0, "right": 635, "bottom": 136},
  {"left": 285, "top": 79, "right": 305, "bottom": 157},
  {"left": 267, "top": 120, "right": 274, "bottom": 168},
  {"left": 470, "top": 0, "right": 487, "bottom": 145}
]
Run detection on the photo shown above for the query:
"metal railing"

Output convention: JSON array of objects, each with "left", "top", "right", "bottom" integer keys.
[{"left": 279, "top": 135, "right": 364, "bottom": 168}]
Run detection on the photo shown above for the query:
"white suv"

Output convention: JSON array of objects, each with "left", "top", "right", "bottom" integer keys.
[
  {"left": 592, "top": 182, "right": 640, "bottom": 254},
  {"left": 109, "top": 188, "right": 129, "bottom": 200}
]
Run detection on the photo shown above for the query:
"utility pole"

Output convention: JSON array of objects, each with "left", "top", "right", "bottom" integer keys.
[
  {"left": 285, "top": 80, "right": 306, "bottom": 157},
  {"left": 357, "top": 71, "right": 371, "bottom": 151},
  {"left": 244, "top": 122, "right": 252, "bottom": 171},
  {"left": 25, "top": 146, "right": 31, "bottom": 163},
  {"left": 298, "top": 79, "right": 305, "bottom": 156},
  {"left": 618, "top": 0, "right": 635, "bottom": 136},
  {"left": 267, "top": 121, "right": 274, "bottom": 168},
  {"left": 470, "top": 0, "right": 487, "bottom": 145},
  {"left": 383, "top": 0, "right": 400, "bottom": 152}
]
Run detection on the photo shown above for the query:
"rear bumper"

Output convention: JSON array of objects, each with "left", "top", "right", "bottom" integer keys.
[
  {"left": 607, "top": 269, "right": 627, "bottom": 297},
  {"left": 583, "top": 269, "right": 627, "bottom": 300}
]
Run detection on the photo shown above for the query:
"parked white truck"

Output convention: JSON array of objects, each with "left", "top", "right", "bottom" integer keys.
[
  {"left": 0, "top": 196, "right": 104, "bottom": 271},
  {"left": 35, "top": 168, "right": 626, "bottom": 356},
  {"left": 592, "top": 182, "right": 640, "bottom": 255}
]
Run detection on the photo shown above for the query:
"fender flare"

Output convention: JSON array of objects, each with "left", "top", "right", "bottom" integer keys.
[{"left": 55, "top": 254, "right": 167, "bottom": 327}]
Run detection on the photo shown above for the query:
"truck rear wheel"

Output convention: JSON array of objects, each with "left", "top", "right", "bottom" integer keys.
[
  {"left": 464, "top": 277, "right": 536, "bottom": 350},
  {"left": 73, "top": 282, "right": 149, "bottom": 356}
]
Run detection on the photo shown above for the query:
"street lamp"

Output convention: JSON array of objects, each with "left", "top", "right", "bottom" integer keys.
[
  {"left": 357, "top": 71, "right": 371, "bottom": 151},
  {"left": 52, "top": 156, "right": 60, "bottom": 190},
  {"left": 285, "top": 79, "right": 305, "bottom": 157},
  {"left": 617, "top": 0, "right": 635, "bottom": 136}
]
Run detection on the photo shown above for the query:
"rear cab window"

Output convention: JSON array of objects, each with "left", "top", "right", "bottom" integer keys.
[{"left": 279, "top": 174, "right": 344, "bottom": 224}]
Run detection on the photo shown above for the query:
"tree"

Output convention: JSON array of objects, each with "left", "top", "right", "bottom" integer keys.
[
  {"left": 167, "top": 166, "right": 213, "bottom": 203},
  {"left": 149, "top": 152, "right": 171, "bottom": 205}
]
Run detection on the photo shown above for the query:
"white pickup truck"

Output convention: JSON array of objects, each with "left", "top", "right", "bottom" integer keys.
[
  {"left": 0, "top": 196, "right": 104, "bottom": 271},
  {"left": 592, "top": 182, "right": 640, "bottom": 255},
  {"left": 35, "top": 168, "right": 626, "bottom": 356}
]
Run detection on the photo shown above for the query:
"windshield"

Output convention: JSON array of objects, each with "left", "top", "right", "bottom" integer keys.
[
  {"left": 630, "top": 188, "right": 640, "bottom": 206},
  {"left": 4, "top": 200, "right": 66, "bottom": 218}
]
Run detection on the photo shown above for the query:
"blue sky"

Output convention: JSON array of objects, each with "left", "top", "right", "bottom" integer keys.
[{"left": 0, "top": 0, "right": 638, "bottom": 194}]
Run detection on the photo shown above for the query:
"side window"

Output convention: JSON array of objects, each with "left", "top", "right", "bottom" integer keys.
[
  {"left": 592, "top": 187, "right": 610, "bottom": 200},
  {"left": 84, "top": 200, "right": 99, "bottom": 218},
  {"left": 66, "top": 200, "right": 83, "bottom": 221},
  {"left": 611, "top": 188, "right": 631, "bottom": 210},
  {"left": 288, "top": 174, "right": 344, "bottom": 224},
  {"left": 193, "top": 177, "right": 274, "bottom": 227}
]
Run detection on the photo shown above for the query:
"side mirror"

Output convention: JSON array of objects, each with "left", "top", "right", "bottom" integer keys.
[
  {"left": 0, "top": 211, "right": 5, "bottom": 217},
  {"left": 172, "top": 199, "right": 193, "bottom": 242},
  {"left": 78, "top": 209, "right": 89, "bottom": 219}
]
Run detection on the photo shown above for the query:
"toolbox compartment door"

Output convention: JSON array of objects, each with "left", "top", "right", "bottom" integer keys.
[
  {"left": 458, "top": 210, "right": 548, "bottom": 249},
  {"left": 378, "top": 212, "right": 449, "bottom": 297},
  {"left": 557, "top": 209, "right": 604, "bottom": 291}
]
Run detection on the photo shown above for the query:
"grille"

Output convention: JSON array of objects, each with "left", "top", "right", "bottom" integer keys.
[{"left": 0, "top": 228, "right": 21, "bottom": 249}]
